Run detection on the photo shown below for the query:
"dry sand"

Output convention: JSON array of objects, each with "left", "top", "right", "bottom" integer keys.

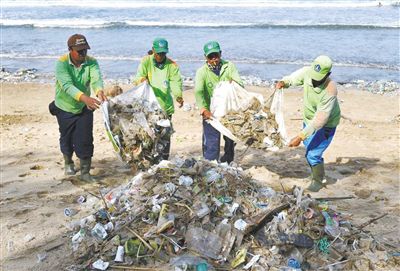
[{"left": 0, "top": 82, "right": 399, "bottom": 270}]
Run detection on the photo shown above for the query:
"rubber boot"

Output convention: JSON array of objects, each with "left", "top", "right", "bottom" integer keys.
[
  {"left": 307, "top": 163, "right": 326, "bottom": 192},
  {"left": 80, "top": 158, "right": 95, "bottom": 182},
  {"left": 63, "top": 154, "right": 76, "bottom": 175},
  {"left": 302, "top": 166, "right": 313, "bottom": 183}
]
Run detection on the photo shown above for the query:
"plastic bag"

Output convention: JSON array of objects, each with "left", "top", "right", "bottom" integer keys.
[
  {"left": 270, "top": 89, "right": 288, "bottom": 143},
  {"left": 185, "top": 227, "right": 223, "bottom": 259},
  {"left": 210, "top": 82, "right": 264, "bottom": 119},
  {"left": 101, "top": 82, "right": 172, "bottom": 168},
  {"left": 208, "top": 82, "right": 288, "bottom": 147},
  {"left": 112, "top": 82, "right": 160, "bottom": 109}
]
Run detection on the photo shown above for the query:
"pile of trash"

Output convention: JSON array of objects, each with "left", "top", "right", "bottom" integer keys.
[
  {"left": 102, "top": 83, "right": 173, "bottom": 170},
  {"left": 67, "top": 158, "right": 398, "bottom": 270},
  {"left": 220, "top": 96, "right": 285, "bottom": 150}
]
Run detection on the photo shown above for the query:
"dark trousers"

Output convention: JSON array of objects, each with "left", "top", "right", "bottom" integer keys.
[
  {"left": 160, "top": 115, "right": 172, "bottom": 160},
  {"left": 202, "top": 120, "right": 235, "bottom": 163},
  {"left": 55, "top": 106, "right": 94, "bottom": 159}
]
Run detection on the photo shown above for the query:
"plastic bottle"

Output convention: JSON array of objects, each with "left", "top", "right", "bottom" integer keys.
[
  {"left": 322, "top": 211, "right": 340, "bottom": 237},
  {"left": 91, "top": 223, "right": 108, "bottom": 240}
]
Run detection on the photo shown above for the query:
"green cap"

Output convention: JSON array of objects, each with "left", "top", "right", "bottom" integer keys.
[
  {"left": 203, "top": 41, "right": 221, "bottom": 56},
  {"left": 309, "top": 55, "right": 332, "bottom": 81},
  {"left": 153, "top": 37, "right": 169, "bottom": 53}
]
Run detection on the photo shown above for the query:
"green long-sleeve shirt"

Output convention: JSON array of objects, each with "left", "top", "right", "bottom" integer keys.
[
  {"left": 55, "top": 54, "right": 104, "bottom": 114},
  {"left": 281, "top": 67, "right": 341, "bottom": 139},
  {"left": 195, "top": 60, "right": 243, "bottom": 111},
  {"left": 134, "top": 55, "right": 183, "bottom": 115}
]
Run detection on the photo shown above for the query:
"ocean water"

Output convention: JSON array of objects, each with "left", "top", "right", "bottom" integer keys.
[{"left": 1, "top": 0, "right": 399, "bottom": 83}]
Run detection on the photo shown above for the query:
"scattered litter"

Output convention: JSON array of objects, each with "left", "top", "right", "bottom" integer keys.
[
  {"left": 36, "top": 253, "right": 47, "bottom": 263},
  {"left": 92, "top": 259, "right": 109, "bottom": 270},
  {"left": 66, "top": 157, "right": 397, "bottom": 270}
]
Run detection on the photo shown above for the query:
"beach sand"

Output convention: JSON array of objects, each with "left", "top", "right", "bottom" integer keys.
[{"left": 0, "top": 82, "right": 399, "bottom": 270}]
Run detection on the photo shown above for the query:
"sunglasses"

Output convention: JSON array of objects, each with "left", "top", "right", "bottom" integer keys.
[{"left": 207, "top": 52, "right": 220, "bottom": 60}]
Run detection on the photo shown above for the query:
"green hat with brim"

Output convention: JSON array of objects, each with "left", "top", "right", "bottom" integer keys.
[
  {"left": 204, "top": 41, "right": 221, "bottom": 56},
  {"left": 308, "top": 55, "right": 332, "bottom": 81},
  {"left": 153, "top": 38, "right": 169, "bottom": 53}
]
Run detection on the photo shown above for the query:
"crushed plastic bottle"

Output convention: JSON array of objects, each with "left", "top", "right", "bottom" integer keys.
[
  {"left": 185, "top": 227, "right": 223, "bottom": 259},
  {"left": 178, "top": 175, "right": 193, "bottom": 187},
  {"left": 204, "top": 169, "right": 221, "bottom": 183},
  {"left": 91, "top": 223, "right": 108, "bottom": 240},
  {"left": 258, "top": 187, "right": 276, "bottom": 198},
  {"left": 322, "top": 211, "right": 340, "bottom": 237},
  {"left": 195, "top": 202, "right": 210, "bottom": 218}
]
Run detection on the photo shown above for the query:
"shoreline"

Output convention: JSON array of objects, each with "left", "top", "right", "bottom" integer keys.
[{"left": 1, "top": 67, "right": 399, "bottom": 95}]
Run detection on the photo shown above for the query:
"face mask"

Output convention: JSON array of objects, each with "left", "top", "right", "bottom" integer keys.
[{"left": 312, "top": 72, "right": 331, "bottom": 88}]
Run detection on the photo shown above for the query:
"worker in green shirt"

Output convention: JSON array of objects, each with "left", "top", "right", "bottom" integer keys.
[
  {"left": 276, "top": 55, "right": 341, "bottom": 192},
  {"left": 133, "top": 37, "right": 183, "bottom": 160},
  {"left": 51, "top": 34, "right": 107, "bottom": 182},
  {"left": 195, "top": 41, "right": 244, "bottom": 163}
]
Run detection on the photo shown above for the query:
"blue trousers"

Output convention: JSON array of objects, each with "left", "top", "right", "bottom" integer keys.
[
  {"left": 303, "top": 124, "right": 336, "bottom": 166},
  {"left": 202, "top": 120, "right": 235, "bottom": 163},
  {"left": 55, "top": 106, "right": 94, "bottom": 159}
]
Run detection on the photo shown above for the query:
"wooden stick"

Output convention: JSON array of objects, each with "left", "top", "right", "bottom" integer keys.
[
  {"left": 317, "top": 259, "right": 352, "bottom": 270},
  {"left": 245, "top": 203, "right": 290, "bottom": 235},
  {"left": 357, "top": 213, "right": 388, "bottom": 230},
  {"left": 85, "top": 190, "right": 101, "bottom": 199},
  {"left": 127, "top": 227, "right": 154, "bottom": 251},
  {"left": 315, "top": 196, "right": 355, "bottom": 201},
  {"left": 279, "top": 181, "right": 286, "bottom": 194},
  {"left": 110, "top": 265, "right": 165, "bottom": 270},
  {"left": 98, "top": 188, "right": 112, "bottom": 221}
]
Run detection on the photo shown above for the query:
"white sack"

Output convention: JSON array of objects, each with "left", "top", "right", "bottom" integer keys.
[
  {"left": 270, "top": 89, "right": 288, "bottom": 143},
  {"left": 101, "top": 82, "right": 163, "bottom": 156},
  {"left": 210, "top": 82, "right": 264, "bottom": 119}
]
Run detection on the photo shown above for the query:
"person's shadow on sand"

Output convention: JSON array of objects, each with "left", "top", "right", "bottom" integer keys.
[{"left": 238, "top": 147, "right": 380, "bottom": 181}]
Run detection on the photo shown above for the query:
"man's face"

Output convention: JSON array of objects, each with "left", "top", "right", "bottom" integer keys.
[
  {"left": 70, "top": 48, "right": 87, "bottom": 64},
  {"left": 153, "top": 50, "right": 166, "bottom": 63},
  {"left": 206, "top": 52, "right": 221, "bottom": 66}
]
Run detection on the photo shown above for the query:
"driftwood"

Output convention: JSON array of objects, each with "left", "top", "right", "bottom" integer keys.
[{"left": 245, "top": 203, "right": 290, "bottom": 235}]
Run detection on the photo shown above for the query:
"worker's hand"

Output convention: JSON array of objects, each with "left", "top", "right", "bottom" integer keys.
[
  {"left": 275, "top": 81, "right": 285, "bottom": 89},
  {"left": 288, "top": 136, "right": 302, "bottom": 147},
  {"left": 96, "top": 90, "right": 108, "bottom": 102},
  {"left": 80, "top": 94, "right": 101, "bottom": 110},
  {"left": 176, "top": 97, "right": 184, "bottom": 108},
  {"left": 202, "top": 109, "right": 212, "bottom": 120},
  {"left": 140, "top": 77, "right": 148, "bottom": 83}
]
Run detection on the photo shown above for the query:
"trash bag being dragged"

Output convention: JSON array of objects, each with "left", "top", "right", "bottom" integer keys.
[
  {"left": 102, "top": 82, "right": 173, "bottom": 170},
  {"left": 210, "top": 82, "right": 287, "bottom": 150}
]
